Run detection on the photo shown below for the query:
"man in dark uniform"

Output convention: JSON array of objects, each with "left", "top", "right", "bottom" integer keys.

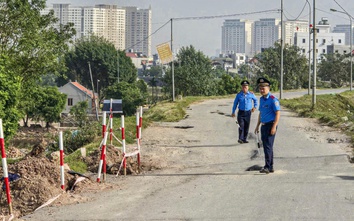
[
  {"left": 254, "top": 77, "right": 280, "bottom": 174},
  {"left": 232, "top": 80, "right": 258, "bottom": 144}
]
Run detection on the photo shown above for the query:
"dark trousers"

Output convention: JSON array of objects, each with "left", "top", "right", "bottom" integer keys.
[
  {"left": 237, "top": 110, "right": 251, "bottom": 141},
  {"left": 261, "top": 122, "right": 277, "bottom": 170}
]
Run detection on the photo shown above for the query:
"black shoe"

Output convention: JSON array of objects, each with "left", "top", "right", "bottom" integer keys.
[
  {"left": 260, "top": 168, "right": 269, "bottom": 174},
  {"left": 238, "top": 139, "right": 243, "bottom": 144},
  {"left": 269, "top": 169, "right": 274, "bottom": 173},
  {"left": 243, "top": 140, "right": 249, "bottom": 143}
]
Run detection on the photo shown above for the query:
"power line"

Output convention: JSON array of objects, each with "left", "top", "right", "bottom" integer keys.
[
  {"left": 284, "top": 2, "right": 307, "bottom": 21},
  {"left": 125, "top": 9, "right": 280, "bottom": 53},
  {"left": 333, "top": 0, "right": 354, "bottom": 19},
  {"left": 172, "top": 9, "right": 279, "bottom": 21}
]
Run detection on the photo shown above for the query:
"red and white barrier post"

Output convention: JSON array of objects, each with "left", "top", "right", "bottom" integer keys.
[
  {"left": 102, "top": 111, "right": 106, "bottom": 138},
  {"left": 109, "top": 99, "right": 113, "bottom": 145},
  {"left": 136, "top": 111, "right": 141, "bottom": 170},
  {"left": 139, "top": 106, "right": 143, "bottom": 141},
  {"left": 59, "top": 131, "right": 65, "bottom": 190},
  {"left": 121, "top": 115, "right": 127, "bottom": 176},
  {"left": 97, "top": 132, "right": 108, "bottom": 182},
  {"left": 0, "top": 119, "right": 13, "bottom": 214}
]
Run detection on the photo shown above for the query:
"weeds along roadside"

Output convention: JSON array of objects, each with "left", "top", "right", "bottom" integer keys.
[{"left": 281, "top": 90, "right": 354, "bottom": 158}]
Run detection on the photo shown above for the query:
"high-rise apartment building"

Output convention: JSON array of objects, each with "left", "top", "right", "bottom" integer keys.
[
  {"left": 124, "top": 6, "right": 152, "bottom": 57},
  {"left": 333, "top": 24, "right": 354, "bottom": 45},
  {"left": 284, "top": 20, "right": 309, "bottom": 45},
  {"left": 43, "top": 4, "right": 126, "bottom": 50},
  {"left": 252, "top": 18, "right": 281, "bottom": 55},
  {"left": 221, "top": 19, "right": 252, "bottom": 57}
]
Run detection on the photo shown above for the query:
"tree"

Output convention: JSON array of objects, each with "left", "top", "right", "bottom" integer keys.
[
  {"left": 216, "top": 74, "right": 242, "bottom": 95},
  {"left": 104, "top": 82, "right": 145, "bottom": 116},
  {"left": 136, "top": 79, "right": 148, "bottom": 95},
  {"left": 0, "top": 0, "right": 75, "bottom": 83},
  {"left": 149, "top": 77, "right": 158, "bottom": 103},
  {"left": 0, "top": 0, "right": 75, "bottom": 140},
  {"left": 317, "top": 53, "right": 349, "bottom": 88},
  {"left": 61, "top": 35, "right": 137, "bottom": 90},
  {"left": 70, "top": 101, "right": 89, "bottom": 127},
  {"left": 212, "top": 66, "right": 227, "bottom": 78},
  {"left": 238, "top": 64, "right": 251, "bottom": 78},
  {"left": 0, "top": 59, "right": 21, "bottom": 140},
  {"left": 163, "top": 45, "right": 217, "bottom": 97},
  {"left": 143, "top": 65, "right": 164, "bottom": 78},
  {"left": 254, "top": 43, "right": 308, "bottom": 90}
]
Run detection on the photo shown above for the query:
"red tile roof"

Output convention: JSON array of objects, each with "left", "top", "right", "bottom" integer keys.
[
  {"left": 71, "top": 81, "right": 94, "bottom": 98},
  {"left": 125, "top": 52, "right": 137, "bottom": 58}
]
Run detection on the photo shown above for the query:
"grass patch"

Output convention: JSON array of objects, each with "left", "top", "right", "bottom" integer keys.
[
  {"left": 144, "top": 95, "right": 232, "bottom": 122},
  {"left": 281, "top": 90, "right": 354, "bottom": 146}
]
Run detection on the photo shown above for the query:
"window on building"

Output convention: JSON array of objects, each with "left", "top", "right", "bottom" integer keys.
[
  {"left": 339, "top": 39, "right": 342, "bottom": 44},
  {"left": 335, "top": 50, "right": 338, "bottom": 53},
  {"left": 68, "top": 98, "right": 73, "bottom": 106},
  {"left": 316, "top": 39, "right": 318, "bottom": 43},
  {"left": 322, "top": 49, "right": 325, "bottom": 53},
  {"left": 322, "top": 39, "right": 326, "bottom": 44},
  {"left": 302, "top": 49, "right": 305, "bottom": 53},
  {"left": 302, "top": 39, "right": 306, "bottom": 43}
]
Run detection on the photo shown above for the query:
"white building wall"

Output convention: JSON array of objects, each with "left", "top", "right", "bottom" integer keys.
[
  {"left": 295, "top": 32, "right": 345, "bottom": 60},
  {"left": 285, "top": 20, "right": 309, "bottom": 45},
  {"left": 58, "top": 83, "right": 94, "bottom": 114}
]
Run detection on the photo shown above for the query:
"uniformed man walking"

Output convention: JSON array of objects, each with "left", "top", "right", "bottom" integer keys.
[
  {"left": 231, "top": 80, "right": 258, "bottom": 144},
  {"left": 254, "top": 77, "right": 280, "bottom": 174}
]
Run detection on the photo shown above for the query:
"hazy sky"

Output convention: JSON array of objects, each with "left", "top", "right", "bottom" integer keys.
[{"left": 47, "top": 0, "right": 354, "bottom": 56}]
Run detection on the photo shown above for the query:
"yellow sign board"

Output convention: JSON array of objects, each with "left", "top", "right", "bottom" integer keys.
[{"left": 156, "top": 42, "right": 173, "bottom": 64}]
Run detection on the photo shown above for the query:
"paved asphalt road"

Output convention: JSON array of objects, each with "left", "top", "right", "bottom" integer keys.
[{"left": 23, "top": 89, "right": 354, "bottom": 221}]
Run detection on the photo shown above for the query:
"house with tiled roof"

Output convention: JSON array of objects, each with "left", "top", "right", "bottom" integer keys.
[{"left": 58, "top": 81, "right": 98, "bottom": 114}]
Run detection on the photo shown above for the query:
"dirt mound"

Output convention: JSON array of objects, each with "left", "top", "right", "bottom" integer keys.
[
  {"left": 0, "top": 127, "right": 161, "bottom": 219},
  {"left": 0, "top": 145, "right": 116, "bottom": 218},
  {"left": 84, "top": 144, "right": 142, "bottom": 175}
]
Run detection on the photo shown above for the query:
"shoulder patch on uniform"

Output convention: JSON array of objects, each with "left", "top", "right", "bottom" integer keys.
[
  {"left": 275, "top": 101, "right": 280, "bottom": 107},
  {"left": 270, "top": 95, "right": 275, "bottom": 99}
]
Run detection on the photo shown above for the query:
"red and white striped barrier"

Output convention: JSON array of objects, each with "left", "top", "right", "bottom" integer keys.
[
  {"left": 139, "top": 106, "right": 143, "bottom": 140},
  {"left": 97, "top": 132, "right": 108, "bottom": 182},
  {"left": 0, "top": 119, "right": 13, "bottom": 215},
  {"left": 115, "top": 108, "right": 143, "bottom": 176},
  {"left": 121, "top": 115, "right": 127, "bottom": 176},
  {"left": 102, "top": 111, "right": 106, "bottom": 138},
  {"left": 136, "top": 111, "right": 141, "bottom": 169},
  {"left": 59, "top": 131, "right": 65, "bottom": 190},
  {"left": 109, "top": 101, "right": 113, "bottom": 145}
]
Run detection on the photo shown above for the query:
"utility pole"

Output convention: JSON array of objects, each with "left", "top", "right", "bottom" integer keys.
[
  {"left": 312, "top": 0, "right": 316, "bottom": 108},
  {"left": 306, "top": 0, "right": 312, "bottom": 95},
  {"left": 88, "top": 62, "right": 99, "bottom": 121},
  {"left": 171, "top": 18, "right": 175, "bottom": 101},
  {"left": 280, "top": 0, "right": 284, "bottom": 99}
]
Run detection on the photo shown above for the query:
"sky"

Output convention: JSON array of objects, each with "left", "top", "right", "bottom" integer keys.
[{"left": 46, "top": 0, "right": 354, "bottom": 57}]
